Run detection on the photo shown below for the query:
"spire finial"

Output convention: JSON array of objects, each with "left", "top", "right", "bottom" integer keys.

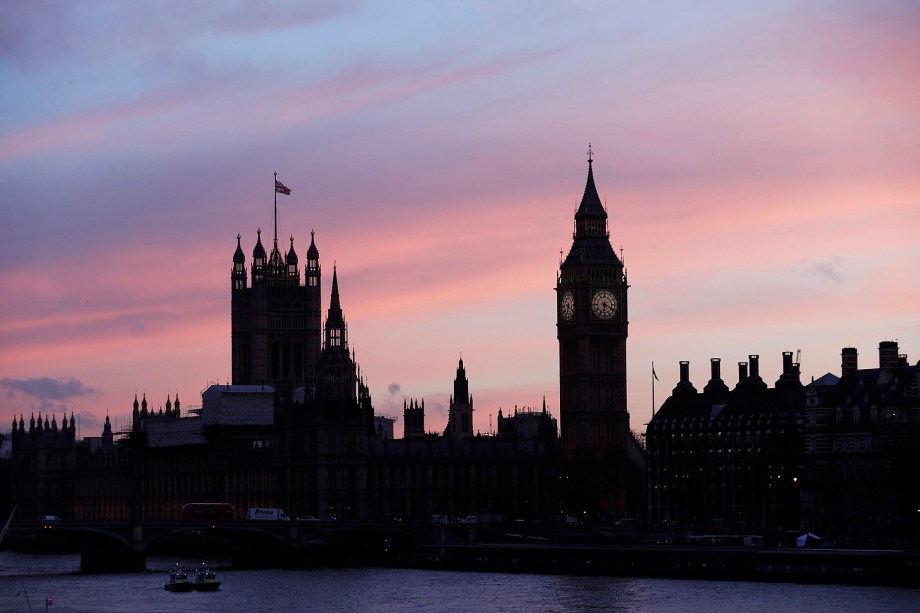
[{"left": 587, "top": 143, "right": 593, "bottom": 164}]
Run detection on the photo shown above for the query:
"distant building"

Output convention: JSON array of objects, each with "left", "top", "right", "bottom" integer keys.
[
  {"left": 801, "top": 341, "right": 920, "bottom": 544},
  {"left": 9, "top": 413, "right": 77, "bottom": 519},
  {"left": 497, "top": 399, "right": 557, "bottom": 442},
  {"left": 231, "top": 223, "right": 322, "bottom": 389},
  {"left": 9, "top": 183, "right": 561, "bottom": 523},
  {"left": 444, "top": 359, "right": 474, "bottom": 439},
  {"left": 373, "top": 415, "right": 396, "bottom": 440},
  {"left": 646, "top": 353, "right": 804, "bottom": 532}
]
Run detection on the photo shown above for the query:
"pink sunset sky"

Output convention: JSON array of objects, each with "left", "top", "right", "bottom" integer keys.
[{"left": 1, "top": 2, "right": 918, "bottom": 439}]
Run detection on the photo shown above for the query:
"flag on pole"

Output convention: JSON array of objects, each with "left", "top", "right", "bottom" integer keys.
[
  {"left": 275, "top": 179, "right": 291, "bottom": 195},
  {"left": 652, "top": 365, "right": 659, "bottom": 381}
]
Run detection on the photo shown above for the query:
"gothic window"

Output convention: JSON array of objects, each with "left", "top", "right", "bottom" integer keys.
[{"left": 330, "top": 328, "right": 341, "bottom": 347}]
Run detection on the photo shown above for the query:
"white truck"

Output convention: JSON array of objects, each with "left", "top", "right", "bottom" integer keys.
[{"left": 246, "top": 507, "right": 290, "bottom": 521}]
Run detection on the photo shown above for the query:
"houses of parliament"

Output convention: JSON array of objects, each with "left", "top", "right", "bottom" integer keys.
[{"left": 5, "top": 155, "right": 919, "bottom": 545}]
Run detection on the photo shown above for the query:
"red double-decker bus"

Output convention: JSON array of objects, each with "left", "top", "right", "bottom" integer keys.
[{"left": 179, "top": 502, "right": 235, "bottom": 520}]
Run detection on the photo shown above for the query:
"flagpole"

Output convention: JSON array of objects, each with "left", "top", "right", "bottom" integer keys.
[
  {"left": 651, "top": 361, "right": 656, "bottom": 419},
  {"left": 273, "top": 171, "right": 278, "bottom": 245}
]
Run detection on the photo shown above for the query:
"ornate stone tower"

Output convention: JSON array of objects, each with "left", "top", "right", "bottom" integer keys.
[
  {"left": 318, "top": 266, "right": 357, "bottom": 401},
  {"left": 444, "top": 358, "right": 474, "bottom": 439},
  {"left": 556, "top": 147, "right": 629, "bottom": 517},
  {"left": 231, "top": 199, "right": 322, "bottom": 389}
]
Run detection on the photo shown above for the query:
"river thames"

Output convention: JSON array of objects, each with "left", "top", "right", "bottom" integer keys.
[{"left": 0, "top": 552, "right": 917, "bottom": 612}]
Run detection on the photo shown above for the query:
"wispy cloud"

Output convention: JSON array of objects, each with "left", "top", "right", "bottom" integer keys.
[{"left": 0, "top": 376, "right": 97, "bottom": 403}]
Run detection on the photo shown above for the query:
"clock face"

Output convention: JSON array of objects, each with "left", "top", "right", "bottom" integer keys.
[
  {"left": 560, "top": 291, "right": 574, "bottom": 321},
  {"left": 591, "top": 289, "right": 617, "bottom": 319}
]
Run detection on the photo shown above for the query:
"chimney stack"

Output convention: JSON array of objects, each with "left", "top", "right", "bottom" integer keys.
[
  {"left": 704, "top": 358, "right": 729, "bottom": 394},
  {"left": 841, "top": 347, "right": 858, "bottom": 378},
  {"left": 749, "top": 355, "right": 760, "bottom": 379},
  {"left": 738, "top": 361, "right": 748, "bottom": 384},
  {"left": 879, "top": 341, "right": 899, "bottom": 372},
  {"left": 673, "top": 361, "right": 697, "bottom": 395}
]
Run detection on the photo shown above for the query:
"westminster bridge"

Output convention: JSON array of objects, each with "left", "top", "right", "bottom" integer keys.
[
  {"left": 5, "top": 520, "right": 920, "bottom": 585},
  {"left": 4, "top": 518, "right": 439, "bottom": 571}
]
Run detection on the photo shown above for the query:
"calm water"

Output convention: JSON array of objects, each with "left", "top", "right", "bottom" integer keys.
[{"left": 0, "top": 552, "right": 917, "bottom": 612}]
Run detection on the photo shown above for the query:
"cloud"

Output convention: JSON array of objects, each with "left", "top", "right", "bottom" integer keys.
[
  {"left": 0, "top": 376, "right": 97, "bottom": 403},
  {"left": 805, "top": 258, "right": 845, "bottom": 284},
  {"left": 387, "top": 383, "right": 401, "bottom": 395}
]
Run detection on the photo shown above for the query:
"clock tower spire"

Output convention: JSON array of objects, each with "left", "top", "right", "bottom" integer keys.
[{"left": 556, "top": 146, "right": 629, "bottom": 518}]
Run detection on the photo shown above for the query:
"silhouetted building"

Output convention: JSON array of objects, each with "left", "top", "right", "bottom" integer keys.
[
  {"left": 444, "top": 359, "right": 474, "bottom": 439},
  {"left": 802, "top": 341, "right": 920, "bottom": 545},
  {"left": 403, "top": 398, "right": 426, "bottom": 439},
  {"left": 9, "top": 412, "right": 77, "bottom": 519},
  {"left": 646, "top": 353, "right": 804, "bottom": 532},
  {"left": 231, "top": 225, "right": 322, "bottom": 388},
  {"left": 557, "top": 147, "right": 630, "bottom": 518},
  {"left": 10, "top": 186, "right": 560, "bottom": 523}
]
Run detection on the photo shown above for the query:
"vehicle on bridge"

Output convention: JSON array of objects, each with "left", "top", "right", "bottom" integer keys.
[
  {"left": 179, "top": 502, "right": 235, "bottom": 520},
  {"left": 246, "top": 507, "right": 290, "bottom": 521}
]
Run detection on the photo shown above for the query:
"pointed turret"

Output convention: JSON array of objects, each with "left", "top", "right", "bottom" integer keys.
[
  {"left": 318, "top": 265, "right": 358, "bottom": 401},
  {"left": 445, "top": 357, "right": 474, "bottom": 439},
  {"left": 307, "top": 230, "right": 319, "bottom": 261},
  {"left": 267, "top": 235, "right": 286, "bottom": 279},
  {"left": 102, "top": 413, "right": 114, "bottom": 448},
  {"left": 232, "top": 234, "right": 247, "bottom": 290},
  {"left": 574, "top": 147, "right": 607, "bottom": 223},
  {"left": 286, "top": 236, "right": 300, "bottom": 280},
  {"left": 252, "top": 228, "right": 266, "bottom": 283},
  {"left": 324, "top": 266, "right": 347, "bottom": 350}
]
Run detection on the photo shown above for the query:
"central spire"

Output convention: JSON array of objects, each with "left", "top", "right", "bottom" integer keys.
[
  {"left": 562, "top": 147, "right": 620, "bottom": 267},
  {"left": 329, "top": 265, "right": 341, "bottom": 313},
  {"left": 575, "top": 144, "right": 607, "bottom": 222}
]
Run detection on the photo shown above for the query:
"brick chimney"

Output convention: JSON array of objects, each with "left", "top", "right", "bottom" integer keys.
[
  {"left": 704, "top": 357, "right": 729, "bottom": 394},
  {"left": 841, "top": 347, "right": 858, "bottom": 378},
  {"left": 879, "top": 341, "right": 899, "bottom": 372},
  {"left": 673, "top": 360, "right": 697, "bottom": 395}
]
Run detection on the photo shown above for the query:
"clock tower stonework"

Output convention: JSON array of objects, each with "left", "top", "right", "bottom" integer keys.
[{"left": 556, "top": 149, "right": 629, "bottom": 517}]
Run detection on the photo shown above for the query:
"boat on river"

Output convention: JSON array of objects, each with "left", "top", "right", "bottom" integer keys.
[
  {"left": 192, "top": 565, "right": 222, "bottom": 591},
  {"left": 164, "top": 567, "right": 193, "bottom": 592}
]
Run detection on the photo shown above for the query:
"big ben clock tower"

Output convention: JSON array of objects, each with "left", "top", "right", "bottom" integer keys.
[{"left": 557, "top": 146, "right": 629, "bottom": 517}]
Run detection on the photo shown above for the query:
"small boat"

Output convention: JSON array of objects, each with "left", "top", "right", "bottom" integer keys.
[
  {"left": 164, "top": 566, "right": 193, "bottom": 592},
  {"left": 192, "top": 564, "right": 221, "bottom": 591}
]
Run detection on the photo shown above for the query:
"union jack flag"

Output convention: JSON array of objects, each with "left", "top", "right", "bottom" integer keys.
[{"left": 275, "top": 179, "right": 291, "bottom": 195}]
